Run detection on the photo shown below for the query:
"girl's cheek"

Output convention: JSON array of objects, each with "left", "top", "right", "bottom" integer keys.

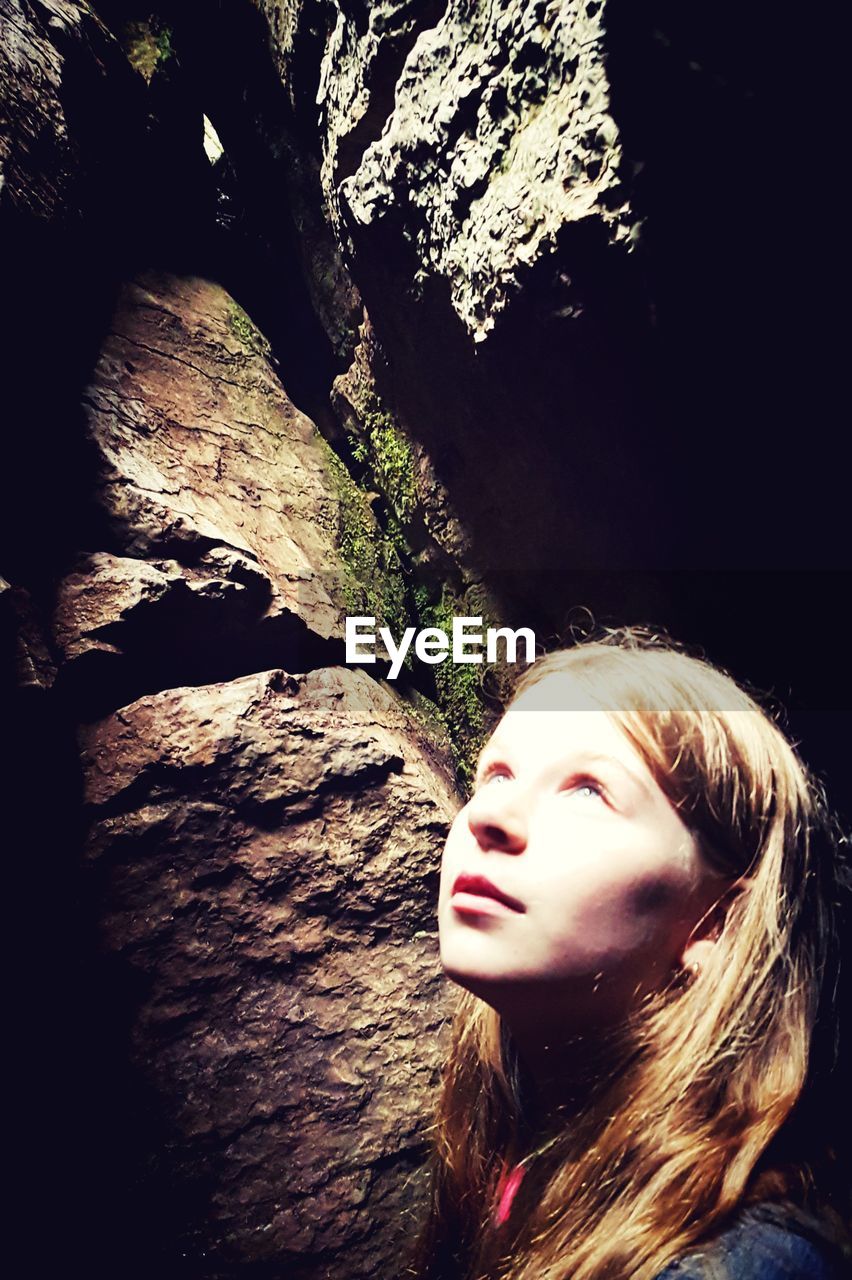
[{"left": 625, "top": 873, "right": 681, "bottom": 917}]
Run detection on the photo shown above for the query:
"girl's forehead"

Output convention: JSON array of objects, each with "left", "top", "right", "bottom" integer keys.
[
  {"left": 485, "top": 699, "right": 639, "bottom": 765},
  {"left": 509, "top": 670, "right": 610, "bottom": 715}
]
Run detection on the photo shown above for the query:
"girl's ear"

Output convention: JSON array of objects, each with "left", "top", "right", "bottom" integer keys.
[{"left": 679, "top": 877, "right": 753, "bottom": 973}]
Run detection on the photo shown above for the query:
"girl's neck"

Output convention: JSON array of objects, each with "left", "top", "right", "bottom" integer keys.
[{"left": 507, "top": 1018, "right": 634, "bottom": 1141}]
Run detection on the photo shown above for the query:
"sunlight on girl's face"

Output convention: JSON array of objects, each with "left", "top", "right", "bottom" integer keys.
[{"left": 438, "top": 672, "right": 722, "bottom": 1032}]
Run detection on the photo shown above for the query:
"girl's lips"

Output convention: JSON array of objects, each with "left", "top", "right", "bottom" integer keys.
[
  {"left": 451, "top": 891, "right": 523, "bottom": 917},
  {"left": 451, "top": 873, "right": 526, "bottom": 913}
]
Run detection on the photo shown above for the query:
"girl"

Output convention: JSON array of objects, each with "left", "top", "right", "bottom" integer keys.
[{"left": 410, "top": 627, "right": 851, "bottom": 1279}]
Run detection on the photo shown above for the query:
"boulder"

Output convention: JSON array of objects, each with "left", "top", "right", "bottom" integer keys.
[
  {"left": 78, "top": 664, "right": 460, "bottom": 1278},
  {"left": 73, "top": 271, "right": 409, "bottom": 702}
]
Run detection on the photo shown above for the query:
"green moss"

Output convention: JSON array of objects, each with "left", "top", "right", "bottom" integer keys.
[
  {"left": 120, "top": 20, "right": 174, "bottom": 84},
  {"left": 412, "top": 582, "right": 431, "bottom": 617},
  {"left": 314, "top": 433, "right": 409, "bottom": 645},
  {"left": 418, "top": 586, "right": 494, "bottom": 789},
  {"left": 347, "top": 432, "right": 369, "bottom": 466},
  {"left": 156, "top": 26, "right": 173, "bottom": 62},
  {"left": 317, "top": 407, "right": 500, "bottom": 789},
  {"left": 227, "top": 300, "right": 272, "bottom": 360},
  {"left": 363, "top": 410, "right": 417, "bottom": 524}
]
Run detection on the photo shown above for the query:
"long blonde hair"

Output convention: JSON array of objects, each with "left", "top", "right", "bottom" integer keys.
[{"left": 410, "top": 627, "right": 851, "bottom": 1280}]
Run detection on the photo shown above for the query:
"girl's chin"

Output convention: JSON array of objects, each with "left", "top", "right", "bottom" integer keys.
[{"left": 439, "top": 956, "right": 531, "bottom": 995}]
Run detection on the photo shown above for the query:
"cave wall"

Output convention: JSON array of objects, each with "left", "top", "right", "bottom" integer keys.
[{"left": 2, "top": 2, "right": 850, "bottom": 1278}]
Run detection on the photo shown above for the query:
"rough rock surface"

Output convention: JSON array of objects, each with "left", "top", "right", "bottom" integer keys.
[
  {"left": 75, "top": 271, "right": 411, "bottom": 692},
  {"left": 82, "top": 271, "right": 342, "bottom": 628},
  {"left": 78, "top": 663, "right": 459, "bottom": 1278},
  {"left": 247, "top": 0, "right": 659, "bottom": 587},
  {"left": 251, "top": 0, "right": 305, "bottom": 111},
  {"left": 319, "top": 0, "right": 634, "bottom": 340},
  {"left": 51, "top": 547, "right": 270, "bottom": 713},
  {"left": 0, "top": 0, "right": 143, "bottom": 223},
  {"left": 35, "top": 261, "right": 463, "bottom": 1277},
  {"left": 1, "top": 573, "right": 57, "bottom": 692}
]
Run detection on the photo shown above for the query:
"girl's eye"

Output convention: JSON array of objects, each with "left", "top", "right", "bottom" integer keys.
[
  {"left": 474, "top": 767, "right": 607, "bottom": 801},
  {"left": 562, "top": 777, "right": 606, "bottom": 802},
  {"left": 478, "top": 765, "right": 512, "bottom": 787}
]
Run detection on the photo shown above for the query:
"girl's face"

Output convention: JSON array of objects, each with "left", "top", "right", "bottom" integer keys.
[{"left": 438, "top": 672, "right": 723, "bottom": 1033}]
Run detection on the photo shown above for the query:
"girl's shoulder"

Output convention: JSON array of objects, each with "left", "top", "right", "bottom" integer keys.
[{"left": 654, "top": 1202, "right": 850, "bottom": 1279}]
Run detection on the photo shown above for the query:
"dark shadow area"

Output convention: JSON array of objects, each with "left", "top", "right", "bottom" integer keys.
[
  {"left": 603, "top": 0, "right": 850, "bottom": 569},
  {"left": 4, "top": 676, "right": 211, "bottom": 1279}
]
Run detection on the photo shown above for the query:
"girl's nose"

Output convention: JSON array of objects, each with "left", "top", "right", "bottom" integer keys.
[{"left": 466, "top": 788, "right": 527, "bottom": 853}]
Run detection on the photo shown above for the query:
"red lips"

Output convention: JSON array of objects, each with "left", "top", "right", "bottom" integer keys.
[{"left": 451, "top": 873, "right": 525, "bottom": 913}]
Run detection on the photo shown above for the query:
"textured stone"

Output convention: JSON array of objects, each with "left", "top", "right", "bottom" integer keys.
[
  {"left": 82, "top": 271, "right": 357, "bottom": 646},
  {"left": 319, "top": 0, "right": 634, "bottom": 340},
  {"left": 245, "top": 0, "right": 658, "bottom": 587},
  {"left": 78, "top": 664, "right": 459, "bottom": 1278},
  {"left": 1, "top": 574, "right": 57, "bottom": 692},
  {"left": 250, "top": 0, "right": 303, "bottom": 109},
  {"left": 50, "top": 547, "right": 275, "bottom": 712},
  {"left": 0, "top": 0, "right": 143, "bottom": 223},
  {"left": 53, "top": 550, "right": 259, "bottom": 660}
]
